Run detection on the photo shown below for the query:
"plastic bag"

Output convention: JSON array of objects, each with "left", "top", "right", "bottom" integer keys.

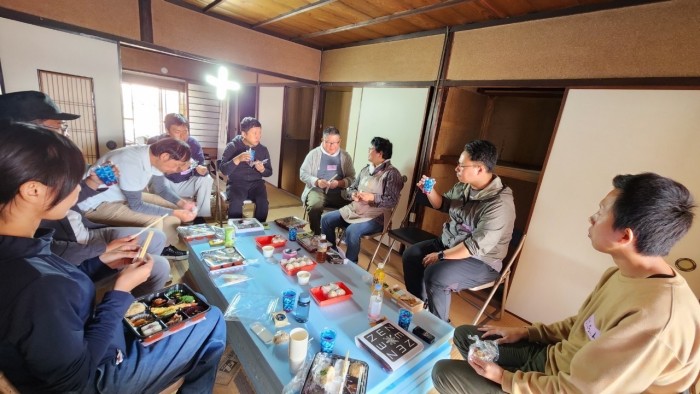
[
  {"left": 211, "top": 273, "right": 252, "bottom": 288},
  {"left": 223, "top": 292, "right": 279, "bottom": 322},
  {"left": 281, "top": 348, "right": 315, "bottom": 394},
  {"left": 468, "top": 334, "right": 499, "bottom": 363}
]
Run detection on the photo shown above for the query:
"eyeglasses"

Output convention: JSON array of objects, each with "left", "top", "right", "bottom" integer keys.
[
  {"left": 42, "top": 121, "right": 70, "bottom": 136},
  {"left": 457, "top": 163, "right": 480, "bottom": 169}
]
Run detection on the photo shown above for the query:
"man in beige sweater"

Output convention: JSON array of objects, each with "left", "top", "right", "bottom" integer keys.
[{"left": 433, "top": 172, "right": 700, "bottom": 393}]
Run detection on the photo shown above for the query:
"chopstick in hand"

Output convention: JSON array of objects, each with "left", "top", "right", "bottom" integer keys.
[
  {"left": 136, "top": 231, "right": 154, "bottom": 261},
  {"left": 129, "top": 213, "right": 169, "bottom": 240},
  {"left": 325, "top": 174, "right": 338, "bottom": 194}
]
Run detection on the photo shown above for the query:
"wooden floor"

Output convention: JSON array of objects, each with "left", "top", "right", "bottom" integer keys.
[{"left": 168, "top": 195, "right": 530, "bottom": 393}]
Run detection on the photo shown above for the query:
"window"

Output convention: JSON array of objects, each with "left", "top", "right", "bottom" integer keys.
[
  {"left": 121, "top": 73, "right": 186, "bottom": 145},
  {"left": 38, "top": 70, "right": 99, "bottom": 163}
]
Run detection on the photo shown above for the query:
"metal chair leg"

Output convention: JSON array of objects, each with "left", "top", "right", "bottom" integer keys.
[{"left": 365, "top": 232, "right": 385, "bottom": 271}]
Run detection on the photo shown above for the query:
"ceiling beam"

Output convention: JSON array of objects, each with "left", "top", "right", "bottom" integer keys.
[
  {"left": 254, "top": 0, "right": 338, "bottom": 28},
  {"left": 295, "top": 0, "right": 469, "bottom": 40},
  {"left": 202, "top": 0, "right": 224, "bottom": 13}
]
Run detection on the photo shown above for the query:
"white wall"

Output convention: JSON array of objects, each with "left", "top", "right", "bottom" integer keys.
[
  {"left": 508, "top": 89, "right": 700, "bottom": 323},
  {"left": 347, "top": 88, "right": 429, "bottom": 231},
  {"left": 258, "top": 86, "right": 284, "bottom": 187},
  {"left": 0, "top": 17, "right": 123, "bottom": 155}
]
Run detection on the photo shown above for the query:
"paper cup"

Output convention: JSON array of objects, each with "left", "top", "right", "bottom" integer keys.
[
  {"left": 296, "top": 271, "right": 310, "bottom": 285},
  {"left": 288, "top": 327, "right": 309, "bottom": 362},
  {"left": 262, "top": 245, "right": 274, "bottom": 258}
]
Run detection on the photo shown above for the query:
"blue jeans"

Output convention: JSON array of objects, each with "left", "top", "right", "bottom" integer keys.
[
  {"left": 90, "top": 307, "right": 226, "bottom": 394},
  {"left": 320, "top": 210, "right": 383, "bottom": 263}
]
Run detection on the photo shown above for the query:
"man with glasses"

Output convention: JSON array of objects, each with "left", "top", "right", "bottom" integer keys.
[
  {"left": 300, "top": 126, "right": 356, "bottom": 234},
  {"left": 0, "top": 90, "right": 170, "bottom": 293},
  {"left": 148, "top": 113, "right": 214, "bottom": 225},
  {"left": 432, "top": 173, "right": 700, "bottom": 393},
  {"left": 321, "top": 137, "right": 404, "bottom": 265},
  {"left": 402, "top": 139, "right": 515, "bottom": 321}
]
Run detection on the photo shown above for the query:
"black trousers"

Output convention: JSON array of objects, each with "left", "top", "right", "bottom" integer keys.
[{"left": 226, "top": 180, "right": 269, "bottom": 222}]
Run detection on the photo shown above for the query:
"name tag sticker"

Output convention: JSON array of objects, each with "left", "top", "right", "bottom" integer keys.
[
  {"left": 584, "top": 314, "right": 601, "bottom": 340},
  {"left": 327, "top": 165, "right": 337, "bottom": 171}
]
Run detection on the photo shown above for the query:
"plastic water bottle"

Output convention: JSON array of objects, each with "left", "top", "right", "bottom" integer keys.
[
  {"left": 372, "top": 262, "right": 386, "bottom": 291},
  {"left": 294, "top": 292, "right": 311, "bottom": 323},
  {"left": 288, "top": 226, "right": 297, "bottom": 241},
  {"left": 224, "top": 219, "right": 236, "bottom": 248},
  {"left": 368, "top": 283, "right": 383, "bottom": 322}
]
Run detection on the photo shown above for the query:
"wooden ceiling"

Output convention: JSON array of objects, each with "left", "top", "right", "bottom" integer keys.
[{"left": 169, "top": 0, "right": 658, "bottom": 50}]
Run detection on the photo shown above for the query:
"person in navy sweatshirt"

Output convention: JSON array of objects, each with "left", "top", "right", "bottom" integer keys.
[
  {"left": 0, "top": 121, "right": 225, "bottom": 393},
  {"left": 220, "top": 117, "right": 273, "bottom": 222}
]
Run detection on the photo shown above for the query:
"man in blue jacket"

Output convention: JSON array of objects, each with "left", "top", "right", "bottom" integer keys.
[
  {"left": 220, "top": 117, "right": 273, "bottom": 222},
  {"left": 148, "top": 113, "right": 214, "bottom": 225}
]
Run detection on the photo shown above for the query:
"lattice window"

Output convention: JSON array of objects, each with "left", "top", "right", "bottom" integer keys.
[{"left": 38, "top": 70, "right": 99, "bottom": 164}]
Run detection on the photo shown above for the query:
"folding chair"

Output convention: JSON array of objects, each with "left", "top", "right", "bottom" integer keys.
[
  {"left": 366, "top": 188, "right": 439, "bottom": 271},
  {"left": 212, "top": 159, "right": 256, "bottom": 224},
  {"left": 356, "top": 175, "right": 410, "bottom": 272},
  {"left": 458, "top": 231, "right": 526, "bottom": 325}
]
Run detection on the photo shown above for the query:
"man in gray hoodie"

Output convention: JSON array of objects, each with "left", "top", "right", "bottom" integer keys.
[{"left": 402, "top": 140, "right": 515, "bottom": 321}]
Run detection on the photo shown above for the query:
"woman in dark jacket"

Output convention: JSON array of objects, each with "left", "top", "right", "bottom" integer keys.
[{"left": 0, "top": 122, "right": 225, "bottom": 393}]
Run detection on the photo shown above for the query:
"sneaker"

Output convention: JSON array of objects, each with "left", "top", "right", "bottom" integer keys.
[
  {"left": 193, "top": 216, "right": 207, "bottom": 225},
  {"left": 335, "top": 246, "right": 347, "bottom": 260},
  {"left": 161, "top": 245, "right": 188, "bottom": 261}
]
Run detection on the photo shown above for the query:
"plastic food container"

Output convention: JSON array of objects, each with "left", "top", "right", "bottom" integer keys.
[
  {"left": 124, "top": 283, "right": 210, "bottom": 346},
  {"left": 301, "top": 352, "right": 368, "bottom": 394},
  {"left": 280, "top": 256, "right": 317, "bottom": 276},
  {"left": 199, "top": 247, "right": 247, "bottom": 271},
  {"left": 176, "top": 224, "right": 218, "bottom": 241},
  {"left": 255, "top": 235, "right": 287, "bottom": 248},
  {"left": 310, "top": 282, "right": 353, "bottom": 306}
]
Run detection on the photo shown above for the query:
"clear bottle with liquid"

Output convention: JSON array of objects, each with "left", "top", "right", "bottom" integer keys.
[
  {"left": 224, "top": 218, "right": 236, "bottom": 248},
  {"left": 294, "top": 292, "right": 311, "bottom": 323},
  {"left": 372, "top": 262, "right": 386, "bottom": 291},
  {"left": 316, "top": 234, "right": 328, "bottom": 263},
  {"left": 368, "top": 283, "right": 383, "bottom": 322}
]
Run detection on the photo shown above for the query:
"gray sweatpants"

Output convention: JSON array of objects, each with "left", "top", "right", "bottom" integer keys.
[{"left": 402, "top": 239, "right": 500, "bottom": 321}]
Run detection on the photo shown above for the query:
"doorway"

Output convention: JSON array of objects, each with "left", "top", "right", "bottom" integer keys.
[{"left": 278, "top": 86, "right": 315, "bottom": 197}]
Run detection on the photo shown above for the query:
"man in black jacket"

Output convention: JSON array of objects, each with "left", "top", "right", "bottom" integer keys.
[{"left": 219, "top": 117, "right": 273, "bottom": 221}]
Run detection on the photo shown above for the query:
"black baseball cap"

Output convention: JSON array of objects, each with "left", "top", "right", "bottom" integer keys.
[{"left": 0, "top": 90, "right": 80, "bottom": 122}]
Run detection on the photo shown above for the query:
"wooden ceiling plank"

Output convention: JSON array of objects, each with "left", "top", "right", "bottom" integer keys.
[
  {"left": 477, "top": 0, "right": 508, "bottom": 18},
  {"left": 254, "top": 0, "right": 339, "bottom": 28},
  {"left": 296, "top": 0, "right": 471, "bottom": 39}
]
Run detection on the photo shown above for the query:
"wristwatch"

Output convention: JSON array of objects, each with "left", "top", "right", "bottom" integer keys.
[{"left": 437, "top": 251, "right": 445, "bottom": 260}]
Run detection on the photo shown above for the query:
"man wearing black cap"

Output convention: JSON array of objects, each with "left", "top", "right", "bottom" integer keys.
[
  {"left": 0, "top": 91, "right": 171, "bottom": 294},
  {"left": 0, "top": 90, "right": 79, "bottom": 135}
]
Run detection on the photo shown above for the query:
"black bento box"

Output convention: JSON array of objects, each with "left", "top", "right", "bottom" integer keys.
[{"left": 123, "top": 283, "right": 210, "bottom": 346}]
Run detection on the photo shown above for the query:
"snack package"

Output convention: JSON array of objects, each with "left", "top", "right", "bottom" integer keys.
[{"left": 467, "top": 335, "right": 499, "bottom": 363}]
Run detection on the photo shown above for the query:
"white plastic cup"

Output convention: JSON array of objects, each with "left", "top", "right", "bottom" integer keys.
[
  {"left": 288, "top": 327, "right": 309, "bottom": 362},
  {"left": 296, "top": 271, "right": 310, "bottom": 285},
  {"left": 262, "top": 245, "right": 274, "bottom": 258}
]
